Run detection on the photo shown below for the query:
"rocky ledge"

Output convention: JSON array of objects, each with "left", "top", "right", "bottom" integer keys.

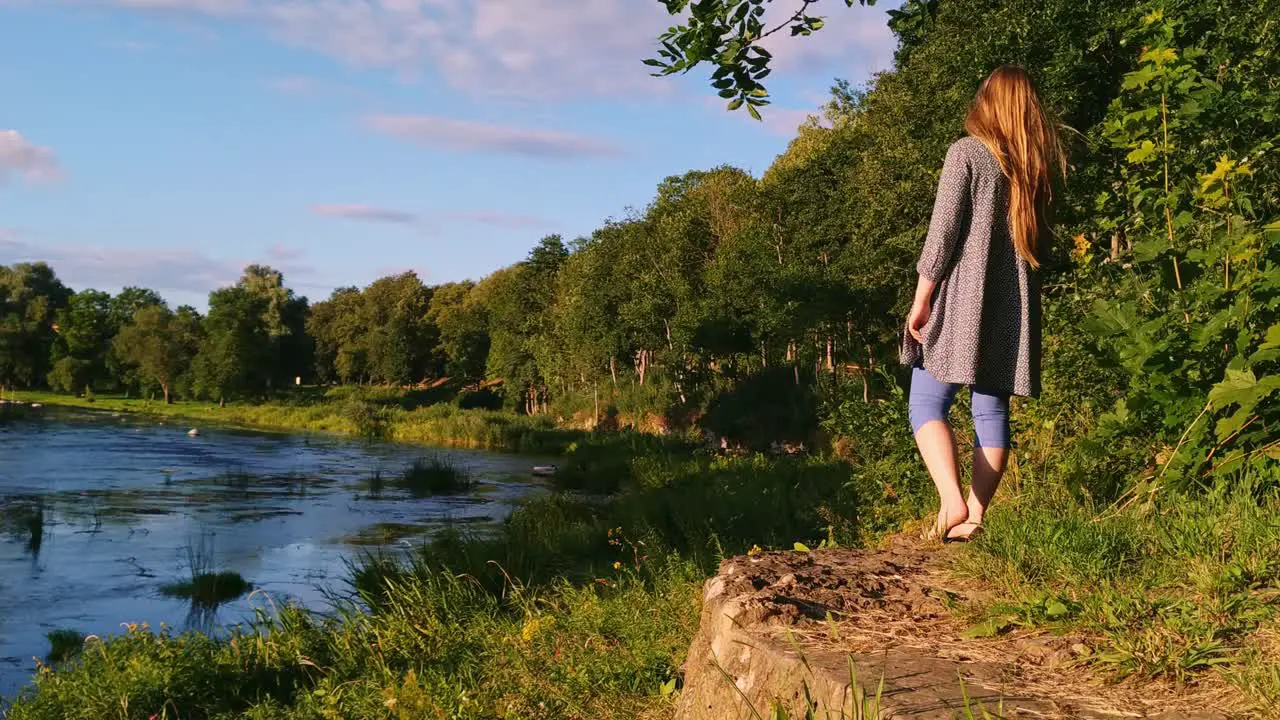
[{"left": 676, "top": 540, "right": 1227, "bottom": 719}]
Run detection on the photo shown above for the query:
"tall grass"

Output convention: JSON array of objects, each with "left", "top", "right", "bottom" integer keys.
[
  {"left": 396, "top": 455, "right": 473, "bottom": 496},
  {"left": 159, "top": 535, "right": 252, "bottom": 608},
  {"left": 956, "top": 470, "right": 1280, "bottom": 701}
]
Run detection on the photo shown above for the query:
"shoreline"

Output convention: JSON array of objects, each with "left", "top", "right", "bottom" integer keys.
[{"left": 7, "top": 390, "right": 584, "bottom": 455}]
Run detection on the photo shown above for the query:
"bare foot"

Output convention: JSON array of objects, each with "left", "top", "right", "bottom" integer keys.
[
  {"left": 927, "top": 505, "right": 970, "bottom": 542},
  {"left": 945, "top": 521, "right": 984, "bottom": 542}
]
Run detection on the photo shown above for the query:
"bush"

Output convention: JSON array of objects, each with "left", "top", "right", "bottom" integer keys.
[
  {"left": 700, "top": 367, "right": 819, "bottom": 452},
  {"left": 341, "top": 396, "right": 389, "bottom": 439},
  {"left": 45, "top": 630, "right": 85, "bottom": 666},
  {"left": 454, "top": 387, "right": 503, "bottom": 411}
]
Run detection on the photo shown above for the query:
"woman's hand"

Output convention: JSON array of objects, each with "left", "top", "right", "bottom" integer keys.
[
  {"left": 907, "top": 275, "right": 938, "bottom": 343},
  {"left": 907, "top": 298, "right": 931, "bottom": 343}
]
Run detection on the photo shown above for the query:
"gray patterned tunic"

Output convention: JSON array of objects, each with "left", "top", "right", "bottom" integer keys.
[{"left": 899, "top": 136, "right": 1042, "bottom": 398}]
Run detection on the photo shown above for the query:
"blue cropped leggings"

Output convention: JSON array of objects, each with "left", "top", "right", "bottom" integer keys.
[{"left": 908, "top": 366, "right": 1011, "bottom": 449}]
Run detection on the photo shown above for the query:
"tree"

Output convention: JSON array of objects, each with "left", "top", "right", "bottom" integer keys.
[
  {"left": 0, "top": 263, "right": 71, "bottom": 394},
  {"left": 236, "top": 265, "right": 310, "bottom": 389},
  {"left": 108, "top": 287, "right": 164, "bottom": 329},
  {"left": 106, "top": 286, "right": 165, "bottom": 393},
  {"left": 48, "top": 289, "right": 113, "bottom": 392},
  {"left": 362, "top": 272, "right": 433, "bottom": 385},
  {"left": 428, "top": 282, "right": 491, "bottom": 388},
  {"left": 192, "top": 286, "right": 270, "bottom": 404},
  {"left": 486, "top": 236, "right": 568, "bottom": 413},
  {"left": 113, "top": 304, "right": 201, "bottom": 403}
]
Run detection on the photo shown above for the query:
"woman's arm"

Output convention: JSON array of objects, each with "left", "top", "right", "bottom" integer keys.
[
  {"left": 916, "top": 141, "right": 973, "bottom": 281},
  {"left": 907, "top": 275, "right": 937, "bottom": 343},
  {"left": 907, "top": 141, "right": 971, "bottom": 342}
]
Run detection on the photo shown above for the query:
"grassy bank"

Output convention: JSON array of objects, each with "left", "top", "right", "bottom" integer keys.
[
  {"left": 956, "top": 475, "right": 1280, "bottom": 711},
  {"left": 9, "top": 388, "right": 583, "bottom": 454},
  {"left": 6, "top": 451, "right": 865, "bottom": 719},
  {"left": 6, "top": 391, "right": 1278, "bottom": 716}
]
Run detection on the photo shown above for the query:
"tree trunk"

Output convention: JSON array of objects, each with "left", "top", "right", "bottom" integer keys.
[
  {"left": 825, "top": 336, "right": 834, "bottom": 372},
  {"left": 162, "top": 384, "right": 171, "bottom": 405},
  {"left": 610, "top": 356, "right": 617, "bottom": 386},
  {"left": 864, "top": 346, "right": 875, "bottom": 403}
]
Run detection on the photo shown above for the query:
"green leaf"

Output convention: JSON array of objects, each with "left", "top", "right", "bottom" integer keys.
[
  {"left": 747, "top": 103, "right": 762, "bottom": 121},
  {"left": 793, "top": 542, "right": 810, "bottom": 552},
  {"left": 1263, "top": 324, "right": 1280, "bottom": 350},
  {"left": 1209, "top": 369, "right": 1258, "bottom": 410},
  {"left": 1127, "top": 140, "right": 1158, "bottom": 164},
  {"left": 1046, "top": 600, "right": 1070, "bottom": 619},
  {"left": 963, "top": 618, "right": 1009, "bottom": 639},
  {"left": 727, "top": 98, "right": 744, "bottom": 111}
]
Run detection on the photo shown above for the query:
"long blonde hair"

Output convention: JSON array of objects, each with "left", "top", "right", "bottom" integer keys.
[{"left": 964, "top": 65, "right": 1065, "bottom": 268}]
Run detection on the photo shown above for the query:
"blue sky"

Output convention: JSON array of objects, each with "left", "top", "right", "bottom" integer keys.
[{"left": 0, "top": 0, "right": 899, "bottom": 309}]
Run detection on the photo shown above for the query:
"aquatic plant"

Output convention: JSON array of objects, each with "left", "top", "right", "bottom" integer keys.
[
  {"left": 365, "top": 469, "right": 385, "bottom": 499},
  {"left": 396, "top": 456, "right": 473, "bottom": 496},
  {"left": 160, "top": 535, "right": 251, "bottom": 608},
  {"left": 160, "top": 572, "right": 252, "bottom": 608},
  {"left": 0, "top": 499, "right": 44, "bottom": 557},
  {"left": 44, "top": 630, "right": 85, "bottom": 665}
]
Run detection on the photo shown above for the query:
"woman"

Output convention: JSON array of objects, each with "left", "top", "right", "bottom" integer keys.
[{"left": 900, "top": 65, "right": 1064, "bottom": 542}]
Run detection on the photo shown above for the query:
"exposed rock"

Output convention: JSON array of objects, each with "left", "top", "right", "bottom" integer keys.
[{"left": 676, "top": 541, "right": 1228, "bottom": 719}]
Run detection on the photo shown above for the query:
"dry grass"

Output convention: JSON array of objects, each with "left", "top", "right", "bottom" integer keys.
[{"left": 761, "top": 539, "right": 1245, "bottom": 719}]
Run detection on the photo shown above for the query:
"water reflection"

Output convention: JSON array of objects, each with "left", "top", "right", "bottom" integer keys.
[{"left": 0, "top": 414, "right": 549, "bottom": 698}]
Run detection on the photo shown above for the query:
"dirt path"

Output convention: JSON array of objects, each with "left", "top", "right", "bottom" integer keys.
[{"left": 675, "top": 537, "right": 1237, "bottom": 719}]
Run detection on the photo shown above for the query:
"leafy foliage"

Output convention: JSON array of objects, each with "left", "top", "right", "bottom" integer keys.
[{"left": 646, "top": 0, "right": 878, "bottom": 117}]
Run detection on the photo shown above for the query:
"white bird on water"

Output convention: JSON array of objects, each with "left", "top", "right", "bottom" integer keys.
[{"left": 187, "top": 428, "right": 200, "bottom": 437}]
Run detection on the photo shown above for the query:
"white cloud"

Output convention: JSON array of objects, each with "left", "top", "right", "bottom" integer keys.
[
  {"left": 87, "top": 0, "right": 896, "bottom": 101},
  {"left": 365, "top": 114, "right": 620, "bottom": 159},
  {"left": 309, "top": 202, "right": 551, "bottom": 230},
  {"left": 0, "top": 130, "right": 62, "bottom": 184},
  {"left": 440, "top": 210, "right": 547, "bottom": 229},
  {"left": 311, "top": 203, "right": 419, "bottom": 224}
]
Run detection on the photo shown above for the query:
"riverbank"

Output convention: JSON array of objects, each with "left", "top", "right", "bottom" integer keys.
[
  {"left": 6, "top": 422, "right": 1279, "bottom": 717},
  {"left": 8, "top": 389, "right": 583, "bottom": 454}
]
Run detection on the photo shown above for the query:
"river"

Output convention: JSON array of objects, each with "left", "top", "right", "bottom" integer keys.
[{"left": 0, "top": 412, "right": 549, "bottom": 699}]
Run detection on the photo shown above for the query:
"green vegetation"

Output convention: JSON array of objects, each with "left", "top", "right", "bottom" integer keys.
[
  {"left": 9, "top": 452, "right": 860, "bottom": 719},
  {"left": 159, "top": 536, "right": 253, "bottom": 609},
  {"left": 43, "top": 631, "right": 85, "bottom": 667},
  {"left": 12, "top": 388, "right": 578, "bottom": 453},
  {"left": 396, "top": 456, "right": 474, "bottom": 496},
  {"left": 159, "top": 572, "right": 253, "bottom": 608},
  {"left": 4, "top": 0, "right": 1278, "bottom": 715}
]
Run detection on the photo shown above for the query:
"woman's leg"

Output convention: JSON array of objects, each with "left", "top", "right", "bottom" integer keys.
[
  {"left": 965, "top": 387, "right": 1011, "bottom": 527},
  {"left": 908, "top": 366, "right": 967, "bottom": 534}
]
